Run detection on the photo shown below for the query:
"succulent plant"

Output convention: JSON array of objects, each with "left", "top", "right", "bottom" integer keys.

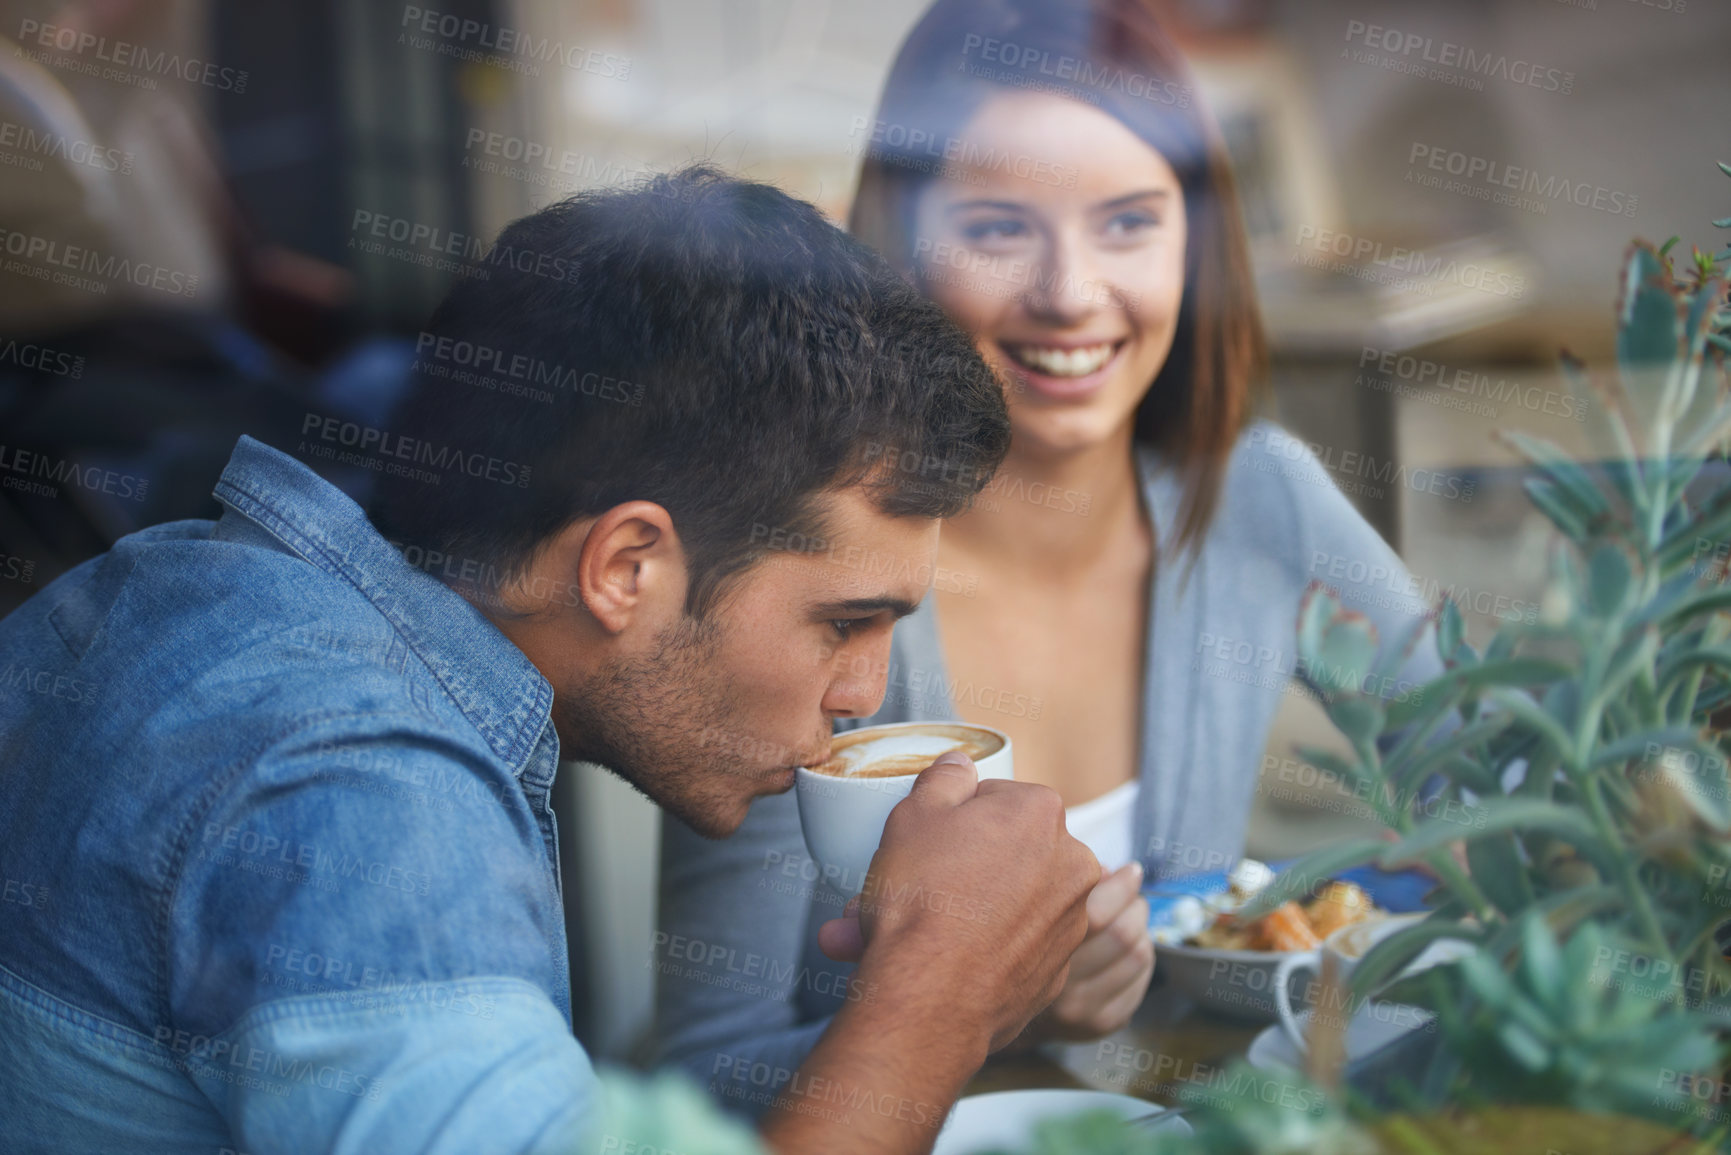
[
  {"left": 587, "top": 1067, "right": 768, "bottom": 1155},
  {"left": 1223, "top": 163, "right": 1731, "bottom": 1143},
  {"left": 1425, "top": 914, "right": 1723, "bottom": 1117}
]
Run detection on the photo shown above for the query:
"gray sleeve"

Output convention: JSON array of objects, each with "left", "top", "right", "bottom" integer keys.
[{"left": 650, "top": 789, "right": 843, "bottom": 1120}]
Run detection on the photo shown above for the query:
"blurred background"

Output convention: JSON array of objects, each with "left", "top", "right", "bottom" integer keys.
[{"left": 1, "top": 0, "right": 1725, "bottom": 1065}]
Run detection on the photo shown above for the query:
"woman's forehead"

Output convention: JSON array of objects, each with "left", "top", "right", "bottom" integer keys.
[{"left": 931, "top": 90, "right": 1184, "bottom": 204}]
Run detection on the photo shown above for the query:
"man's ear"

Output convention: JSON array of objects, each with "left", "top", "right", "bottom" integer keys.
[{"left": 570, "top": 501, "right": 685, "bottom": 634}]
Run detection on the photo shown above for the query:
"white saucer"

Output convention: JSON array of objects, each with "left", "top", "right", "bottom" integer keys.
[
  {"left": 932, "top": 1089, "right": 1192, "bottom": 1154},
  {"left": 1247, "top": 1002, "right": 1435, "bottom": 1071}
]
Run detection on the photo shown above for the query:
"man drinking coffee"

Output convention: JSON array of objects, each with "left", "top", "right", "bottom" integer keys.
[{"left": 0, "top": 166, "right": 1099, "bottom": 1155}]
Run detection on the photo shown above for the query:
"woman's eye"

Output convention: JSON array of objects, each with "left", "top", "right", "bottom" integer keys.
[
  {"left": 961, "top": 218, "right": 1029, "bottom": 244},
  {"left": 1104, "top": 209, "right": 1160, "bottom": 238}
]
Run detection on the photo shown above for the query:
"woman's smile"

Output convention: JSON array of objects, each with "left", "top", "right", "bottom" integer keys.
[
  {"left": 913, "top": 90, "right": 1188, "bottom": 455},
  {"left": 997, "top": 338, "right": 1128, "bottom": 400}
]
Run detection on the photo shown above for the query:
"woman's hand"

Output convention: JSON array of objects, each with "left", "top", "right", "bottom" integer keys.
[{"left": 1012, "top": 861, "right": 1155, "bottom": 1046}]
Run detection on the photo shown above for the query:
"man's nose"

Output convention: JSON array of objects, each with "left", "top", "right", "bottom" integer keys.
[{"left": 823, "top": 639, "right": 891, "bottom": 719}]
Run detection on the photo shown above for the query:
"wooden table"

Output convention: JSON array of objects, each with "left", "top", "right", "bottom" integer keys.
[{"left": 966, "top": 982, "right": 1268, "bottom": 1106}]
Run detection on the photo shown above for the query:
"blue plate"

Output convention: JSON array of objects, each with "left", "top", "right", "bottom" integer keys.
[
  {"left": 1145, "top": 860, "right": 1433, "bottom": 932},
  {"left": 1330, "top": 863, "right": 1433, "bottom": 914},
  {"left": 1142, "top": 869, "right": 1231, "bottom": 930}
]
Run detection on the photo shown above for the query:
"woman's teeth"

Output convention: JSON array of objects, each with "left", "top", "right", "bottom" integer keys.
[{"left": 1006, "top": 343, "right": 1116, "bottom": 378}]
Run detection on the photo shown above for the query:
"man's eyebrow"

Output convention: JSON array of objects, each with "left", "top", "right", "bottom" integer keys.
[{"left": 814, "top": 596, "right": 922, "bottom": 620}]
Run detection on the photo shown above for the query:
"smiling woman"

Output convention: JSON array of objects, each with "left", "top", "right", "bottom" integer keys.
[
  {"left": 851, "top": 0, "right": 1267, "bottom": 549},
  {"left": 653, "top": 0, "right": 1445, "bottom": 1118},
  {"left": 910, "top": 94, "right": 1190, "bottom": 450}
]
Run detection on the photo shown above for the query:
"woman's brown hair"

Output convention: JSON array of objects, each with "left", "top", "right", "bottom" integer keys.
[{"left": 847, "top": 0, "right": 1268, "bottom": 557}]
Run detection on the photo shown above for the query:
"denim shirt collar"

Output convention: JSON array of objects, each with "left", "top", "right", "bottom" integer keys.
[{"left": 211, "top": 436, "right": 556, "bottom": 779}]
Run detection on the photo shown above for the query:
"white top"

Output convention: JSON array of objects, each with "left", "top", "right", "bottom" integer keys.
[{"left": 1064, "top": 778, "right": 1141, "bottom": 873}]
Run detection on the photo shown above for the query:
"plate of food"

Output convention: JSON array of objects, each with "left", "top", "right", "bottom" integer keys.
[{"left": 1146, "top": 859, "right": 1388, "bottom": 1021}]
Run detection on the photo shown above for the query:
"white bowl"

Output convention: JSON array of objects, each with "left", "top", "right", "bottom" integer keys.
[
  {"left": 932, "top": 1089, "right": 1191, "bottom": 1154},
  {"left": 1154, "top": 940, "right": 1296, "bottom": 1021},
  {"left": 1247, "top": 1002, "right": 1437, "bottom": 1071}
]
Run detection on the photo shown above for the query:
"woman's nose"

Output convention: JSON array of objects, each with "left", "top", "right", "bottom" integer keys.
[{"left": 1021, "top": 238, "right": 1105, "bottom": 322}]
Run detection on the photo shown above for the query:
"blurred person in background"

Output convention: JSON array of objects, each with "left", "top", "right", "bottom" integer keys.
[
  {"left": 655, "top": 0, "right": 1442, "bottom": 1110},
  {"left": 0, "top": 0, "right": 376, "bottom": 616},
  {"left": 0, "top": 0, "right": 350, "bottom": 346}
]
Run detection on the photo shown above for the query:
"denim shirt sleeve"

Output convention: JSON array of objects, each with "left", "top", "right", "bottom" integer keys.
[{"left": 166, "top": 723, "right": 597, "bottom": 1152}]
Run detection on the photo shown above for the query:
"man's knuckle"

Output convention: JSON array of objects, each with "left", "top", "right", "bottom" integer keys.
[{"left": 1111, "top": 921, "right": 1142, "bottom": 951}]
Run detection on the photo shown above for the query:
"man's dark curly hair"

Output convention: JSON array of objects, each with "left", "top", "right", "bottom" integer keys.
[{"left": 369, "top": 165, "right": 1010, "bottom": 616}]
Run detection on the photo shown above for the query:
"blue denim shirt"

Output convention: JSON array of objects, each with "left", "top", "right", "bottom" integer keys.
[{"left": 0, "top": 436, "right": 597, "bottom": 1154}]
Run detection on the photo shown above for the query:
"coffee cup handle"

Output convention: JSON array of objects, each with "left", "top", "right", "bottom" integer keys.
[{"left": 1272, "top": 949, "right": 1322, "bottom": 1056}]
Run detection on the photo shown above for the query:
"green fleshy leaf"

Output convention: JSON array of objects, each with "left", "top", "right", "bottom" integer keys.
[
  {"left": 1298, "top": 582, "right": 1338, "bottom": 659},
  {"left": 1326, "top": 694, "right": 1387, "bottom": 746},
  {"left": 1654, "top": 585, "right": 1731, "bottom": 628},
  {"left": 595, "top": 1070, "right": 768, "bottom": 1155},
  {"left": 1485, "top": 688, "right": 1577, "bottom": 768},
  {"left": 1436, "top": 598, "right": 1465, "bottom": 663},
  {"left": 1596, "top": 626, "right": 1660, "bottom": 704},
  {"left": 1294, "top": 743, "right": 1378, "bottom": 794},
  {"left": 1468, "top": 832, "right": 1536, "bottom": 918},
  {"left": 1507, "top": 747, "right": 1558, "bottom": 803},
  {"left": 1618, "top": 244, "right": 1681, "bottom": 375},
  {"left": 1517, "top": 911, "right": 1565, "bottom": 1010},
  {"left": 1657, "top": 495, "right": 1731, "bottom": 568},
  {"left": 1384, "top": 678, "right": 1461, "bottom": 733},
  {"left": 1379, "top": 798, "right": 1604, "bottom": 870},
  {"left": 1484, "top": 887, "right": 1625, "bottom": 964},
  {"left": 1502, "top": 432, "right": 1609, "bottom": 519},
  {"left": 1648, "top": 743, "right": 1731, "bottom": 831},
  {"left": 1658, "top": 645, "right": 1731, "bottom": 689},
  {"left": 1683, "top": 275, "right": 1726, "bottom": 364},
  {"left": 1397, "top": 714, "right": 1512, "bottom": 789},
  {"left": 1310, "top": 613, "right": 1381, "bottom": 695},
  {"left": 1453, "top": 658, "right": 1575, "bottom": 690},
  {"left": 1349, "top": 918, "right": 1484, "bottom": 1000},
  {"left": 1420, "top": 754, "right": 1504, "bottom": 799},
  {"left": 1586, "top": 543, "right": 1635, "bottom": 618},
  {"left": 1523, "top": 478, "right": 1590, "bottom": 542},
  {"left": 1494, "top": 1021, "right": 1554, "bottom": 1072}
]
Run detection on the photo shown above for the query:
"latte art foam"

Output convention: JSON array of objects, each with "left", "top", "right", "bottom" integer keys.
[{"left": 810, "top": 723, "right": 1004, "bottom": 779}]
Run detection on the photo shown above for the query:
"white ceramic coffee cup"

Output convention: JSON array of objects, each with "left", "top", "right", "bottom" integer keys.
[
  {"left": 795, "top": 721, "right": 1013, "bottom": 896},
  {"left": 1272, "top": 913, "right": 1468, "bottom": 1053}
]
